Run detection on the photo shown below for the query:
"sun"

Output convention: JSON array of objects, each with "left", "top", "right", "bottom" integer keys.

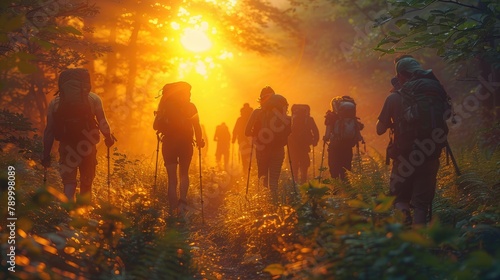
[{"left": 180, "top": 28, "right": 212, "bottom": 53}]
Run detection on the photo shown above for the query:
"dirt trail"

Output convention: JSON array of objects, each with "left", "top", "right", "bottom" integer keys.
[{"left": 187, "top": 171, "right": 273, "bottom": 279}]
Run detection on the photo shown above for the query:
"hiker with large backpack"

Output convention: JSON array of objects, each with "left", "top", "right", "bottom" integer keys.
[
  {"left": 323, "top": 96, "right": 364, "bottom": 181},
  {"left": 245, "top": 86, "right": 291, "bottom": 198},
  {"left": 377, "top": 56, "right": 452, "bottom": 226},
  {"left": 288, "top": 104, "right": 320, "bottom": 184},
  {"left": 42, "top": 68, "right": 115, "bottom": 202},
  {"left": 214, "top": 122, "right": 231, "bottom": 171},
  {"left": 153, "top": 81, "right": 205, "bottom": 216},
  {"left": 232, "top": 103, "right": 254, "bottom": 173}
]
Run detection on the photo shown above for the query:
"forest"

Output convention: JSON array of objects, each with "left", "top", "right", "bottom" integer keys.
[{"left": 0, "top": 0, "right": 499, "bottom": 279}]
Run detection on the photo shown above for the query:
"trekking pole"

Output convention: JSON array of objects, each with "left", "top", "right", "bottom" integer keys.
[
  {"left": 356, "top": 142, "right": 361, "bottom": 169},
  {"left": 43, "top": 167, "right": 47, "bottom": 186},
  {"left": 386, "top": 129, "right": 394, "bottom": 166},
  {"left": 107, "top": 145, "right": 110, "bottom": 203},
  {"left": 312, "top": 146, "right": 315, "bottom": 179},
  {"left": 107, "top": 133, "right": 118, "bottom": 203},
  {"left": 245, "top": 141, "right": 254, "bottom": 198},
  {"left": 231, "top": 142, "right": 234, "bottom": 170},
  {"left": 198, "top": 145, "right": 204, "bottom": 224},
  {"left": 318, "top": 140, "right": 326, "bottom": 183},
  {"left": 286, "top": 144, "right": 297, "bottom": 194},
  {"left": 154, "top": 132, "right": 161, "bottom": 194},
  {"left": 445, "top": 141, "right": 461, "bottom": 176}
]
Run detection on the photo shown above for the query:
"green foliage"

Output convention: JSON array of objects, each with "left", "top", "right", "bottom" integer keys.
[
  {"left": 0, "top": 109, "right": 42, "bottom": 158},
  {"left": 375, "top": 0, "right": 500, "bottom": 66},
  {"left": 0, "top": 150, "right": 193, "bottom": 280},
  {"left": 265, "top": 147, "right": 500, "bottom": 279}
]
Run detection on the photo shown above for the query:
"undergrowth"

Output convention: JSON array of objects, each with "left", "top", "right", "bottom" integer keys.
[{"left": 1, "top": 112, "right": 499, "bottom": 279}]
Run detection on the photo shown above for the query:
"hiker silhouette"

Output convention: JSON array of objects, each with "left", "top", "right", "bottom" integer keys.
[
  {"left": 214, "top": 122, "right": 231, "bottom": 171},
  {"left": 232, "top": 103, "right": 254, "bottom": 173},
  {"left": 42, "top": 68, "right": 115, "bottom": 202},
  {"left": 323, "top": 96, "right": 364, "bottom": 181},
  {"left": 245, "top": 86, "right": 291, "bottom": 199},
  {"left": 288, "top": 104, "right": 319, "bottom": 184},
  {"left": 153, "top": 81, "right": 205, "bottom": 216},
  {"left": 377, "top": 56, "right": 451, "bottom": 226}
]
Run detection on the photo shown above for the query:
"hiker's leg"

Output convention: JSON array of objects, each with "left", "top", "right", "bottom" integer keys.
[
  {"left": 178, "top": 143, "right": 194, "bottom": 205},
  {"left": 339, "top": 146, "right": 353, "bottom": 180},
  {"left": 268, "top": 146, "right": 285, "bottom": 196},
  {"left": 299, "top": 166, "right": 308, "bottom": 184},
  {"left": 289, "top": 150, "right": 299, "bottom": 184},
  {"left": 256, "top": 149, "right": 270, "bottom": 187},
  {"left": 79, "top": 147, "right": 97, "bottom": 201},
  {"left": 241, "top": 148, "right": 249, "bottom": 173},
  {"left": 224, "top": 149, "right": 229, "bottom": 171},
  {"left": 412, "top": 157, "right": 440, "bottom": 225},
  {"left": 166, "top": 164, "right": 178, "bottom": 211},
  {"left": 390, "top": 159, "right": 414, "bottom": 225},
  {"left": 58, "top": 143, "right": 80, "bottom": 202},
  {"left": 300, "top": 149, "right": 311, "bottom": 184},
  {"left": 162, "top": 141, "right": 179, "bottom": 213},
  {"left": 215, "top": 150, "right": 221, "bottom": 169},
  {"left": 328, "top": 144, "right": 341, "bottom": 179},
  {"left": 240, "top": 140, "right": 251, "bottom": 172}
]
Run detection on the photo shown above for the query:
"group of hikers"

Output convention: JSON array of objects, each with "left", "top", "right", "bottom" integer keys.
[{"left": 42, "top": 55, "right": 453, "bottom": 226}]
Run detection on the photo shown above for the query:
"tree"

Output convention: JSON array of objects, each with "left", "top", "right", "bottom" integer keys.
[{"left": 0, "top": 0, "right": 108, "bottom": 129}]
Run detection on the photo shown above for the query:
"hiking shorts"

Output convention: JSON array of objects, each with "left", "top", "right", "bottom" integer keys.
[
  {"left": 58, "top": 142, "right": 97, "bottom": 186},
  {"left": 390, "top": 157, "right": 440, "bottom": 211},
  {"left": 162, "top": 139, "right": 193, "bottom": 166}
]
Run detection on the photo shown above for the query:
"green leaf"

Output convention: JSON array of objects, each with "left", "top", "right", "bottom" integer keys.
[
  {"left": 18, "top": 60, "right": 38, "bottom": 74},
  {"left": 348, "top": 199, "right": 369, "bottom": 209},
  {"left": 373, "top": 194, "right": 395, "bottom": 213},
  {"left": 59, "top": 25, "right": 83, "bottom": 36},
  {"left": 454, "top": 36, "right": 470, "bottom": 45},
  {"left": 395, "top": 19, "right": 408, "bottom": 27},
  {"left": 30, "top": 37, "right": 56, "bottom": 50},
  {"left": 0, "top": 15, "right": 25, "bottom": 33},
  {"left": 263, "top": 263, "right": 285, "bottom": 276},
  {"left": 399, "top": 231, "right": 433, "bottom": 247},
  {"left": 457, "top": 20, "right": 478, "bottom": 30},
  {"left": 373, "top": 47, "right": 395, "bottom": 54},
  {"left": 377, "top": 36, "right": 402, "bottom": 47}
]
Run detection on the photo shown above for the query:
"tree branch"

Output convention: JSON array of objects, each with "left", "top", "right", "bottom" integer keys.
[{"left": 438, "top": 0, "right": 481, "bottom": 10}]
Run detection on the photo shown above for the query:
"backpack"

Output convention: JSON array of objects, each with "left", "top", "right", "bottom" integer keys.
[
  {"left": 53, "top": 68, "right": 97, "bottom": 144},
  {"left": 290, "top": 104, "right": 315, "bottom": 147},
  {"left": 153, "top": 82, "right": 194, "bottom": 140},
  {"left": 330, "top": 96, "right": 364, "bottom": 147},
  {"left": 256, "top": 94, "right": 291, "bottom": 146},
  {"left": 396, "top": 77, "right": 450, "bottom": 156}
]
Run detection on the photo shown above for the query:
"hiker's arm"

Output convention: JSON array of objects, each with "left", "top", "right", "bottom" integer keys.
[
  {"left": 324, "top": 124, "right": 333, "bottom": 142},
  {"left": 42, "top": 102, "right": 55, "bottom": 167},
  {"left": 93, "top": 95, "right": 112, "bottom": 139},
  {"left": 244, "top": 111, "right": 258, "bottom": 137},
  {"left": 231, "top": 119, "right": 239, "bottom": 143},
  {"left": 311, "top": 117, "right": 320, "bottom": 146},
  {"left": 191, "top": 113, "right": 204, "bottom": 148},
  {"left": 323, "top": 111, "right": 335, "bottom": 142},
  {"left": 376, "top": 95, "right": 394, "bottom": 135},
  {"left": 376, "top": 120, "right": 389, "bottom": 135}
]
